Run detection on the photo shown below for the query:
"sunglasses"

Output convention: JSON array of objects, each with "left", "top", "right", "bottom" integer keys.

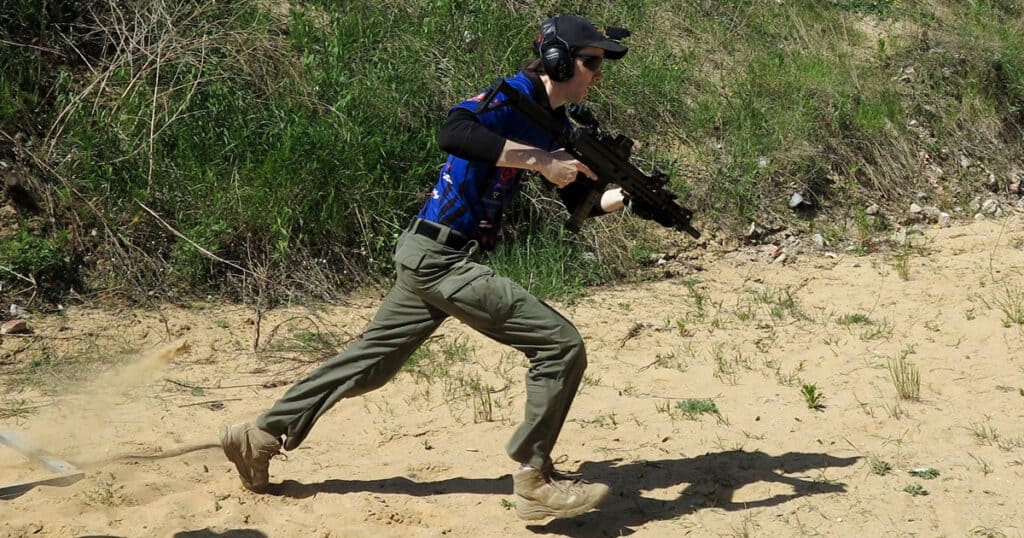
[{"left": 574, "top": 53, "right": 604, "bottom": 72}]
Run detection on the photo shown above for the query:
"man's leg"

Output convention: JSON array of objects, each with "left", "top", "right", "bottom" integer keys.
[
  {"left": 430, "top": 266, "right": 607, "bottom": 519},
  {"left": 258, "top": 279, "right": 448, "bottom": 449},
  {"left": 433, "top": 268, "right": 585, "bottom": 468},
  {"left": 222, "top": 278, "right": 447, "bottom": 492}
]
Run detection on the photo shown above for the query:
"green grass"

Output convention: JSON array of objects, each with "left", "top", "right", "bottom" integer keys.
[
  {"left": 903, "top": 483, "right": 929, "bottom": 496},
  {"left": 3, "top": 0, "right": 1024, "bottom": 300},
  {"left": 801, "top": 383, "right": 825, "bottom": 410},
  {"left": 908, "top": 467, "right": 940, "bottom": 479},
  {"left": 837, "top": 313, "right": 872, "bottom": 326},
  {"left": 869, "top": 456, "right": 892, "bottom": 476},
  {"left": 675, "top": 398, "right": 720, "bottom": 420}
]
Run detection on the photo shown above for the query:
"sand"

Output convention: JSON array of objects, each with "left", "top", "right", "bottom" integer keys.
[{"left": 1, "top": 215, "right": 1022, "bottom": 537}]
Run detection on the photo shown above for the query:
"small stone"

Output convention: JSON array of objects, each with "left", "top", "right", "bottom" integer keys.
[
  {"left": 909, "top": 203, "right": 923, "bottom": 214},
  {"left": 923, "top": 206, "right": 941, "bottom": 218},
  {"left": 9, "top": 304, "right": 29, "bottom": 319},
  {"left": 788, "top": 192, "right": 805, "bottom": 209},
  {"left": 865, "top": 204, "right": 880, "bottom": 215},
  {"left": 811, "top": 234, "right": 826, "bottom": 250}
]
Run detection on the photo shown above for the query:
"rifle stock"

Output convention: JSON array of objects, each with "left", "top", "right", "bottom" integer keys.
[{"left": 475, "top": 79, "right": 700, "bottom": 239}]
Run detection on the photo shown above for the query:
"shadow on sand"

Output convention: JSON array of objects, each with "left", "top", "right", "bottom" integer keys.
[{"left": 272, "top": 449, "right": 858, "bottom": 536}]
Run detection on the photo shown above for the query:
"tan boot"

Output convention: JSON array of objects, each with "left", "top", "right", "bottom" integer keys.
[
  {"left": 513, "top": 467, "right": 610, "bottom": 520},
  {"left": 219, "top": 421, "right": 280, "bottom": 492}
]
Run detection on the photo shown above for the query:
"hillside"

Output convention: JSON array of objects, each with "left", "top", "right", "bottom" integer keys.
[{"left": 2, "top": 1, "right": 1023, "bottom": 304}]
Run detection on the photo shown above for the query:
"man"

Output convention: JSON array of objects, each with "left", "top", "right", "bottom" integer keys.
[{"left": 221, "top": 14, "right": 649, "bottom": 520}]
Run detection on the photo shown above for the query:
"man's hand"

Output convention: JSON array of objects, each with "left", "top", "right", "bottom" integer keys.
[
  {"left": 625, "top": 193, "right": 676, "bottom": 227},
  {"left": 541, "top": 149, "right": 597, "bottom": 188}
]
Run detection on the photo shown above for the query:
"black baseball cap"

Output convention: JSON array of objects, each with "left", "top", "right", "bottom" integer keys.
[{"left": 548, "top": 15, "right": 628, "bottom": 60}]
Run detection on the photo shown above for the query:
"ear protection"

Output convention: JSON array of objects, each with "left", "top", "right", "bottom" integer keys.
[{"left": 538, "top": 17, "right": 574, "bottom": 82}]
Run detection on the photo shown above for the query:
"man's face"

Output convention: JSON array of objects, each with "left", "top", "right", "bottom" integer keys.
[{"left": 566, "top": 46, "right": 605, "bottom": 103}]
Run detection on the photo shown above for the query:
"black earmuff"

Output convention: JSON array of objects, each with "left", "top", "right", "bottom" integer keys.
[{"left": 539, "top": 17, "right": 574, "bottom": 82}]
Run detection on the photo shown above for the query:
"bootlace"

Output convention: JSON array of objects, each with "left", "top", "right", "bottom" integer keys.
[{"left": 544, "top": 455, "right": 585, "bottom": 484}]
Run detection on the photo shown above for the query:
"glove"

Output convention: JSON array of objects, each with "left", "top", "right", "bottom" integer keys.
[{"left": 624, "top": 194, "right": 675, "bottom": 228}]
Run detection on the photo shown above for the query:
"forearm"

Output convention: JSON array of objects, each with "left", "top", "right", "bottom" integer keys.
[{"left": 496, "top": 140, "right": 556, "bottom": 172}]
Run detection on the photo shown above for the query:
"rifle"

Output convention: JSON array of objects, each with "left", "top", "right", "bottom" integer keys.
[{"left": 475, "top": 79, "right": 700, "bottom": 239}]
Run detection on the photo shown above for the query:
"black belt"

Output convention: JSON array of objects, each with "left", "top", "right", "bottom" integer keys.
[{"left": 411, "top": 219, "right": 468, "bottom": 250}]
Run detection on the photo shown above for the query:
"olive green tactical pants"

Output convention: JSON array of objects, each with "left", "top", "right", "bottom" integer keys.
[{"left": 256, "top": 222, "right": 587, "bottom": 469}]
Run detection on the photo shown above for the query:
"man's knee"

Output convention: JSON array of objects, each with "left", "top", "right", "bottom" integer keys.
[{"left": 558, "top": 326, "right": 588, "bottom": 373}]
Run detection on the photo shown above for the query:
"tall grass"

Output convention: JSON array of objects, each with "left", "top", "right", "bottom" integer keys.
[{"left": 2, "top": 0, "right": 1023, "bottom": 300}]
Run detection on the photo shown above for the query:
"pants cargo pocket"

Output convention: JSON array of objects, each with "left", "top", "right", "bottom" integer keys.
[{"left": 441, "top": 264, "right": 515, "bottom": 328}]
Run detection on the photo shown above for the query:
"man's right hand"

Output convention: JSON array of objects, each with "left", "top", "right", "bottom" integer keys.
[{"left": 541, "top": 149, "right": 597, "bottom": 189}]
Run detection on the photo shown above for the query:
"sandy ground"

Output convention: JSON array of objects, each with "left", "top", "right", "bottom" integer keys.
[{"left": 2, "top": 215, "right": 1023, "bottom": 538}]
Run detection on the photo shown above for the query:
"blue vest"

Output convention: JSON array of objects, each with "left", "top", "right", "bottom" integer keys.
[{"left": 418, "top": 71, "right": 568, "bottom": 250}]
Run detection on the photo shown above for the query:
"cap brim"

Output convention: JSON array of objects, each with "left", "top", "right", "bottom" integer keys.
[{"left": 588, "top": 38, "right": 628, "bottom": 60}]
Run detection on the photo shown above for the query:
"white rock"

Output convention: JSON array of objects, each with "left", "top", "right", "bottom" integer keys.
[
  {"left": 789, "top": 192, "right": 805, "bottom": 209},
  {"left": 865, "top": 204, "right": 880, "bottom": 215},
  {"left": 982, "top": 199, "right": 999, "bottom": 214},
  {"left": 909, "top": 203, "right": 923, "bottom": 213},
  {"left": 9, "top": 304, "right": 29, "bottom": 319},
  {"left": 812, "top": 234, "right": 826, "bottom": 250}
]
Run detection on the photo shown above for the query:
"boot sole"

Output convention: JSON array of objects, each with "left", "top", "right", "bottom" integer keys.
[
  {"left": 219, "top": 425, "right": 268, "bottom": 493},
  {"left": 514, "top": 488, "right": 610, "bottom": 521}
]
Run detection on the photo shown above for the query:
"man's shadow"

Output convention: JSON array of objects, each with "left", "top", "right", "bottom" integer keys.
[
  {"left": 272, "top": 449, "right": 857, "bottom": 535},
  {"left": 535, "top": 450, "right": 857, "bottom": 536}
]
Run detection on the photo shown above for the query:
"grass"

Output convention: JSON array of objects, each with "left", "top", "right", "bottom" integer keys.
[
  {"left": 869, "top": 456, "right": 892, "bottom": 476},
  {"left": 751, "top": 286, "right": 803, "bottom": 321},
  {"left": 893, "top": 250, "right": 911, "bottom": 281},
  {"left": 968, "top": 419, "right": 1001, "bottom": 446},
  {"left": 908, "top": 467, "right": 940, "bottom": 479},
  {"left": 837, "top": 313, "right": 872, "bottom": 326},
  {"left": 801, "top": 383, "right": 825, "bottom": 410},
  {"left": 991, "top": 283, "right": 1024, "bottom": 327},
  {"left": 657, "top": 397, "right": 724, "bottom": 423},
  {"left": 0, "top": 398, "right": 36, "bottom": 419},
  {"left": 859, "top": 317, "right": 895, "bottom": 341},
  {"left": 903, "top": 483, "right": 929, "bottom": 496},
  {"left": 4, "top": 1, "right": 1024, "bottom": 304},
  {"left": 887, "top": 347, "right": 921, "bottom": 401},
  {"left": 675, "top": 398, "right": 720, "bottom": 420}
]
